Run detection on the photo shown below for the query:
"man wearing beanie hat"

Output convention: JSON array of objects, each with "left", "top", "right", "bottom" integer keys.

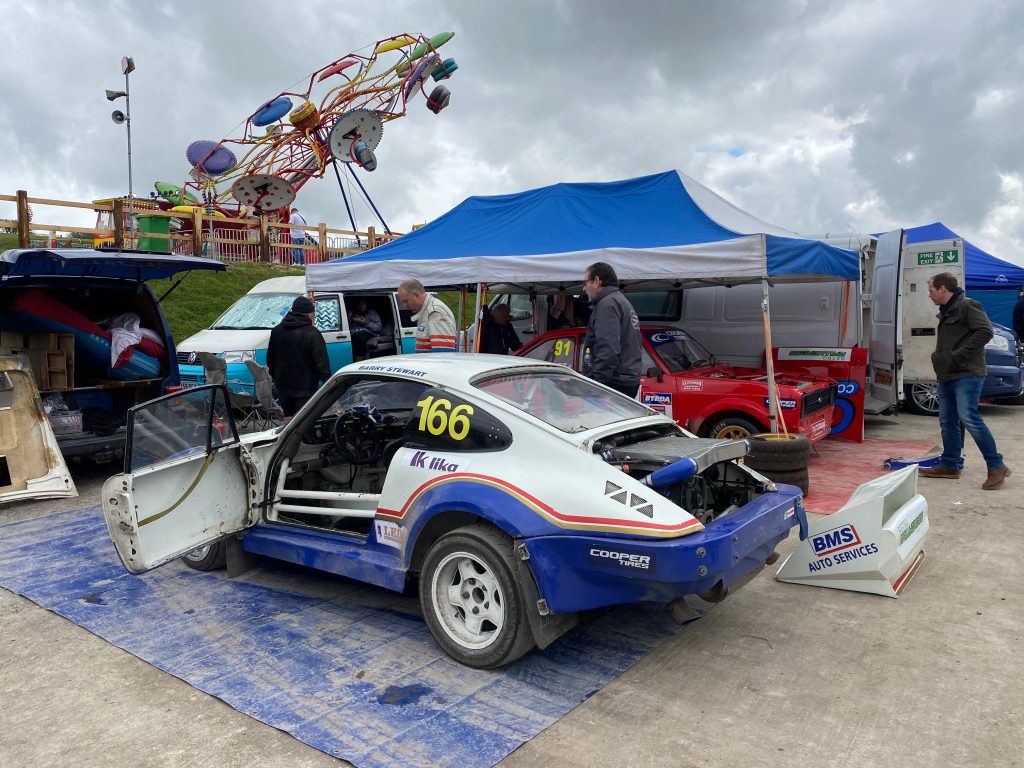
[{"left": 267, "top": 295, "right": 331, "bottom": 416}]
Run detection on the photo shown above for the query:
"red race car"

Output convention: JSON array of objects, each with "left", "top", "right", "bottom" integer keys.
[{"left": 517, "top": 325, "right": 837, "bottom": 442}]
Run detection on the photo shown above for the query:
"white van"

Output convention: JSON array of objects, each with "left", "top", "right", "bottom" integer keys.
[{"left": 176, "top": 276, "right": 417, "bottom": 393}]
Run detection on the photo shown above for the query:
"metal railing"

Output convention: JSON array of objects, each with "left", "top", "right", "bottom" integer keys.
[{"left": 0, "top": 189, "right": 399, "bottom": 264}]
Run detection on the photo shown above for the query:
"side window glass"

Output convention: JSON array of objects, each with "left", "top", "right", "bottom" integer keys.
[
  {"left": 641, "top": 347, "right": 657, "bottom": 372},
  {"left": 395, "top": 293, "right": 417, "bottom": 328},
  {"left": 128, "top": 386, "right": 238, "bottom": 472},
  {"left": 403, "top": 388, "right": 512, "bottom": 452},
  {"left": 508, "top": 294, "right": 533, "bottom": 320},
  {"left": 523, "top": 338, "right": 576, "bottom": 368},
  {"left": 314, "top": 296, "right": 342, "bottom": 332}
]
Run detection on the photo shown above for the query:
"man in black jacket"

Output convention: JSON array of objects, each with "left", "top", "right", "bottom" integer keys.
[
  {"left": 919, "top": 272, "right": 1010, "bottom": 489},
  {"left": 1013, "top": 290, "right": 1024, "bottom": 342},
  {"left": 479, "top": 303, "right": 523, "bottom": 355},
  {"left": 581, "top": 262, "right": 642, "bottom": 397},
  {"left": 266, "top": 295, "right": 331, "bottom": 417}
]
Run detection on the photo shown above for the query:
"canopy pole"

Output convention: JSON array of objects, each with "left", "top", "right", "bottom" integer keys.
[
  {"left": 458, "top": 286, "right": 467, "bottom": 352},
  {"left": 761, "top": 277, "right": 781, "bottom": 434},
  {"left": 473, "top": 283, "right": 487, "bottom": 352}
]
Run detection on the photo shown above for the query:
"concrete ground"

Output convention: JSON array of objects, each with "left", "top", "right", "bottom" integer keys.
[{"left": 1, "top": 407, "right": 1021, "bottom": 768}]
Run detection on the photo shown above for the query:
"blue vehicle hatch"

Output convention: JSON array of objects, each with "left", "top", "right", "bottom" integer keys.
[{"left": 0, "top": 248, "right": 226, "bottom": 281}]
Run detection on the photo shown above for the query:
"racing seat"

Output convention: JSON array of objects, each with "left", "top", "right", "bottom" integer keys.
[
  {"left": 382, "top": 437, "right": 406, "bottom": 467},
  {"left": 243, "top": 360, "right": 284, "bottom": 430},
  {"left": 365, "top": 323, "right": 397, "bottom": 358}
]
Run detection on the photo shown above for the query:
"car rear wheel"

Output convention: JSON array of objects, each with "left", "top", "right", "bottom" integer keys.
[
  {"left": 181, "top": 541, "right": 226, "bottom": 571},
  {"left": 707, "top": 416, "right": 761, "bottom": 440},
  {"left": 419, "top": 524, "right": 535, "bottom": 669},
  {"left": 903, "top": 383, "right": 939, "bottom": 416}
]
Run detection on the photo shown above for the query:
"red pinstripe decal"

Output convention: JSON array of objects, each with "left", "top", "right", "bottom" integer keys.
[{"left": 376, "top": 472, "right": 701, "bottom": 534}]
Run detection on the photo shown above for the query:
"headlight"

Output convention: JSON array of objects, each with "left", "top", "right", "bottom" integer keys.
[
  {"left": 222, "top": 350, "right": 256, "bottom": 363},
  {"left": 985, "top": 335, "right": 1011, "bottom": 352}
]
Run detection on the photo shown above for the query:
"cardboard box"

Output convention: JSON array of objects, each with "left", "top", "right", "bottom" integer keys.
[
  {"left": 26, "top": 332, "right": 52, "bottom": 351},
  {"left": 46, "top": 351, "right": 68, "bottom": 390},
  {"left": 55, "top": 334, "right": 75, "bottom": 388},
  {"left": 0, "top": 331, "right": 25, "bottom": 349}
]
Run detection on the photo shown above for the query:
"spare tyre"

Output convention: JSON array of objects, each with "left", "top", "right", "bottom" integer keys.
[
  {"left": 761, "top": 467, "right": 810, "bottom": 497},
  {"left": 744, "top": 433, "right": 810, "bottom": 472}
]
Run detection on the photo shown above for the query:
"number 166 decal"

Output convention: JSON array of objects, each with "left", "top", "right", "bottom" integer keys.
[{"left": 417, "top": 395, "right": 474, "bottom": 440}]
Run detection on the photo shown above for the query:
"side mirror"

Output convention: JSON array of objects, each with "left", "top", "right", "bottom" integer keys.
[{"left": 646, "top": 366, "right": 663, "bottom": 383}]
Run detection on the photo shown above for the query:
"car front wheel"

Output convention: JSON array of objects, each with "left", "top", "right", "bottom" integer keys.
[
  {"left": 707, "top": 415, "right": 761, "bottom": 440},
  {"left": 419, "top": 524, "right": 535, "bottom": 669},
  {"left": 181, "top": 541, "right": 226, "bottom": 571}
]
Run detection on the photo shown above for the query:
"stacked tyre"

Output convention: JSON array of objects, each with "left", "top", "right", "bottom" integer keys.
[{"left": 743, "top": 434, "right": 811, "bottom": 496}]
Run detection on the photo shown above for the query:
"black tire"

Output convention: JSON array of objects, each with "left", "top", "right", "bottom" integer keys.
[
  {"left": 744, "top": 433, "right": 810, "bottom": 472},
  {"left": 181, "top": 540, "right": 226, "bottom": 571},
  {"left": 706, "top": 415, "right": 762, "bottom": 440},
  {"left": 419, "top": 524, "right": 535, "bottom": 669},
  {"left": 762, "top": 467, "right": 809, "bottom": 496},
  {"left": 903, "top": 383, "right": 940, "bottom": 416}
]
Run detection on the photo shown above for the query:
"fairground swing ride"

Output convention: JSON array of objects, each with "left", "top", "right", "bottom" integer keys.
[{"left": 151, "top": 32, "right": 458, "bottom": 246}]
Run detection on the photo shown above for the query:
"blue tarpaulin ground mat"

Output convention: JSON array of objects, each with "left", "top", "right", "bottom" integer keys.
[{"left": 0, "top": 507, "right": 685, "bottom": 767}]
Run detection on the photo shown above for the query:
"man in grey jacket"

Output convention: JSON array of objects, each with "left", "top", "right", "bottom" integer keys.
[
  {"left": 581, "top": 262, "right": 642, "bottom": 397},
  {"left": 919, "top": 272, "right": 1010, "bottom": 489}
]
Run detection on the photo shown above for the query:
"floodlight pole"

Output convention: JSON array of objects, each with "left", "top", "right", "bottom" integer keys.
[
  {"left": 122, "top": 56, "right": 135, "bottom": 242},
  {"left": 125, "top": 70, "right": 133, "bottom": 210}
]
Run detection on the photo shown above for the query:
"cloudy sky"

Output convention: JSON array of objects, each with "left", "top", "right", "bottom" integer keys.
[{"left": 1, "top": 0, "right": 1022, "bottom": 265}]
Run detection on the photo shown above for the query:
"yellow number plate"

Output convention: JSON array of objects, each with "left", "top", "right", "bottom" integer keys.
[{"left": 874, "top": 370, "right": 893, "bottom": 387}]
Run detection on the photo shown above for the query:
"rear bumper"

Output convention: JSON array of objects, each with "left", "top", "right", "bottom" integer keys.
[{"left": 522, "top": 488, "right": 805, "bottom": 613}]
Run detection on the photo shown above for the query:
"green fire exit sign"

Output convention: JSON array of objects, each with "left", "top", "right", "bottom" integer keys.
[{"left": 917, "top": 250, "right": 959, "bottom": 265}]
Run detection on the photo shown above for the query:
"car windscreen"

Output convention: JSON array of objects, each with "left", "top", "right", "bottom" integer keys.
[
  {"left": 474, "top": 370, "right": 651, "bottom": 433},
  {"left": 210, "top": 292, "right": 299, "bottom": 330},
  {"left": 645, "top": 329, "right": 714, "bottom": 372}
]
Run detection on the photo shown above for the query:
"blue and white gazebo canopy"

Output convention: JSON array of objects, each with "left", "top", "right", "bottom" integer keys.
[{"left": 307, "top": 170, "right": 860, "bottom": 294}]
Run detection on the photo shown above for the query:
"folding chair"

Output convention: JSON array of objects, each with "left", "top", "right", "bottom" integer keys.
[
  {"left": 245, "top": 360, "right": 285, "bottom": 430},
  {"left": 196, "top": 352, "right": 226, "bottom": 386},
  {"left": 198, "top": 352, "right": 261, "bottom": 430}
]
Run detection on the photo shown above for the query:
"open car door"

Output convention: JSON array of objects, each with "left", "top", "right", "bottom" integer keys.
[
  {"left": 102, "top": 385, "right": 253, "bottom": 573},
  {"left": 0, "top": 354, "right": 77, "bottom": 502}
]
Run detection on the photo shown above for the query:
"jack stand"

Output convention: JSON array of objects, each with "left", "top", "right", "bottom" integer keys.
[{"left": 882, "top": 454, "right": 942, "bottom": 471}]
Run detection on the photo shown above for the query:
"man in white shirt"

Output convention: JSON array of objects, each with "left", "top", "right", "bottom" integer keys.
[
  {"left": 289, "top": 207, "right": 309, "bottom": 265},
  {"left": 397, "top": 279, "right": 457, "bottom": 352}
]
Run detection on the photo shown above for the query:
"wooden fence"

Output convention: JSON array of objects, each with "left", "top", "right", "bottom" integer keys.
[{"left": 0, "top": 190, "right": 401, "bottom": 265}]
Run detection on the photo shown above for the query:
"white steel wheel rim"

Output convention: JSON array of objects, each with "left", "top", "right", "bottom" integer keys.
[
  {"left": 430, "top": 550, "right": 506, "bottom": 650},
  {"left": 184, "top": 544, "right": 211, "bottom": 562}
]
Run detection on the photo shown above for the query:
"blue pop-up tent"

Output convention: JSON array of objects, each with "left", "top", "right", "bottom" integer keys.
[
  {"left": 903, "top": 222, "right": 1024, "bottom": 328},
  {"left": 307, "top": 170, "right": 859, "bottom": 293}
]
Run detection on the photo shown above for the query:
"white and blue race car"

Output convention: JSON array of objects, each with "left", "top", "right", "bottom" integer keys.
[{"left": 102, "top": 355, "right": 806, "bottom": 668}]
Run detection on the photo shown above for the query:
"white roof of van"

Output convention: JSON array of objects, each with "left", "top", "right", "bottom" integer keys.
[{"left": 249, "top": 276, "right": 306, "bottom": 293}]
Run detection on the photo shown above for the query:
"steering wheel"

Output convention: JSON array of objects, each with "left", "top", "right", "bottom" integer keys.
[
  {"left": 689, "top": 358, "right": 710, "bottom": 369},
  {"left": 332, "top": 410, "right": 383, "bottom": 465}
]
